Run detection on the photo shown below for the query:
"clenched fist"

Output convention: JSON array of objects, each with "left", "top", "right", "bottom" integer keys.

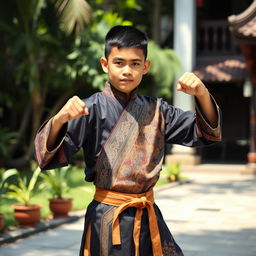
[
  {"left": 177, "top": 72, "right": 208, "bottom": 97},
  {"left": 54, "top": 96, "right": 89, "bottom": 125}
]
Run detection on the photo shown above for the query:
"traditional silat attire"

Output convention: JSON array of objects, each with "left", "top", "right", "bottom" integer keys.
[{"left": 35, "top": 82, "right": 221, "bottom": 256}]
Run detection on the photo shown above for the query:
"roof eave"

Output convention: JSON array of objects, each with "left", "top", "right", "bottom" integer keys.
[
  {"left": 228, "top": 1, "right": 256, "bottom": 28},
  {"left": 228, "top": 1, "right": 256, "bottom": 42}
]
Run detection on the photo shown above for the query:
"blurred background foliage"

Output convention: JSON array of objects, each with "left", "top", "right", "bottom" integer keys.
[{"left": 0, "top": 0, "right": 180, "bottom": 170}]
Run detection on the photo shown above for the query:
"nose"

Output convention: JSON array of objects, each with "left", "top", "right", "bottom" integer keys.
[{"left": 122, "top": 65, "right": 132, "bottom": 76}]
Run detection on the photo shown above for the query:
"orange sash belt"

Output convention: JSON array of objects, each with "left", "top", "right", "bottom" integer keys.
[{"left": 94, "top": 187, "right": 163, "bottom": 256}]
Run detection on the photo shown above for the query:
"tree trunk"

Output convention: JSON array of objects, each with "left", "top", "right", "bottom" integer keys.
[
  {"left": 152, "top": 0, "right": 161, "bottom": 44},
  {"left": 9, "top": 103, "right": 31, "bottom": 153},
  {"left": 7, "top": 90, "right": 43, "bottom": 169}
]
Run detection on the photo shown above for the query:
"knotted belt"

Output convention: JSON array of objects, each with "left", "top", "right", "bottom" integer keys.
[{"left": 94, "top": 187, "right": 163, "bottom": 256}]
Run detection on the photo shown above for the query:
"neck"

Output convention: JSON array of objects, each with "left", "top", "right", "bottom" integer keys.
[
  {"left": 104, "top": 82, "right": 137, "bottom": 104},
  {"left": 112, "top": 87, "right": 131, "bottom": 102}
]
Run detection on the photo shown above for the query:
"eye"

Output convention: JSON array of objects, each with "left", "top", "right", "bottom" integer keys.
[
  {"left": 132, "top": 62, "right": 140, "bottom": 66},
  {"left": 114, "top": 61, "right": 123, "bottom": 66}
]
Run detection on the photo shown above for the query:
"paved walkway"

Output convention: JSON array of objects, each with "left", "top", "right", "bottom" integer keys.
[
  {"left": 159, "top": 172, "right": 256, "bottom": 256},
  {"left": 1, "top": 170, "right": 256, "bottom": 256}
]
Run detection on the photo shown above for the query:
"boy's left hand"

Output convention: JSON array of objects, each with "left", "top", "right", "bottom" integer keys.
[{"left": 177, "top": 72, "right": 208, "bottom": 97}]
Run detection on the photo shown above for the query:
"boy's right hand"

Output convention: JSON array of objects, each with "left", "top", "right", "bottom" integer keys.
[{"left": 53, "top": 96, "right": 89, "bottom": 126}]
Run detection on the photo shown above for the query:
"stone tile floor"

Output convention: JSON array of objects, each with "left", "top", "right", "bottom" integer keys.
[{"left": 1, "top": 170, "right": 256, "bottom": 256}]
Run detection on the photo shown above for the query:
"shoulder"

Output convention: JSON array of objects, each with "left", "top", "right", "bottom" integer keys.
[
  {"left": 137, "top": 94, "right": 160, "bottom": 103},
  {"left": 82, "top": 91, "right": 105, "bottom": 109}
]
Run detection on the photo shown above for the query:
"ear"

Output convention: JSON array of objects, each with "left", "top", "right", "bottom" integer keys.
[
  {"left": 143, "top": 60, "right": 151, "bottom": 75},
  {"left": 100, "top": 57, "right": 108, "bottom": 73}
]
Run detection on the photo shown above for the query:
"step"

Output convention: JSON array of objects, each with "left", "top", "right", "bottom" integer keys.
[{"left": 180, "top": 164, "right": 253, "bottom": 175}]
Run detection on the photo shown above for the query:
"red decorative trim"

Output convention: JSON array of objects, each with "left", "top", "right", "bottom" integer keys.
[
  {"left": 195, "top": 95, "right": 222, "bottom": 142},
  {"left": 35, "top": 118, "right": 67, "bottom": 169}
]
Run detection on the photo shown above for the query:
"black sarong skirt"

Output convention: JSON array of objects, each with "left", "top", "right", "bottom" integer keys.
[{"left": 79, "top": 200, "right": 184, "bottom": 256}]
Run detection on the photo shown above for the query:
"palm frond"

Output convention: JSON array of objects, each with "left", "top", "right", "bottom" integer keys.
[
  {"left": 5, "top": 167, "right": 41, "bottom": 205},
  {"left": 0, "top": 169, "right": 18, "bottom": 190},
  {"left": 33, "top": 0, "right": 46, "bottom": 24},
  {"left": 27, "top": 167, "right": 41, "bottom": 193},
  {"left": 56, "top": 0, "right": 91, "bottom": 35},
  {"left": 15, "top": 0, "right": 45, "bottom": 33}
]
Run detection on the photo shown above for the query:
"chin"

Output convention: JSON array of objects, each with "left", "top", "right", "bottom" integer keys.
[{"left": 120, "top": 89, "right": 131, "bottom": 94}]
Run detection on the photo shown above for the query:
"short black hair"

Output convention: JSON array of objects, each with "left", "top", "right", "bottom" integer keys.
[{"left": 104, "top": 25, "right": 148, "bottom": 59}]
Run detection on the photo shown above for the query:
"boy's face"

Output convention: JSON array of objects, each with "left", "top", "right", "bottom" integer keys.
[{"left": 100, "top": 46, "right": 150, "bottom": 95}]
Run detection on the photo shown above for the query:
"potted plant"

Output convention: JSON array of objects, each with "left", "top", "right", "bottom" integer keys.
[
  {"left": 40, "top": 166, "right": 72, "bottom": 218},
  {"left": 0, "top": 168, "right": 18, "bottom": 230},
  {"left": 6, "top": 167, "right": 42, "bottom": 227}
]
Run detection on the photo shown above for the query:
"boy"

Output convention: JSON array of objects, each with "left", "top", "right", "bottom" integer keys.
[{"left": 35, "top": 26, "right": 221, "bottom": 256}]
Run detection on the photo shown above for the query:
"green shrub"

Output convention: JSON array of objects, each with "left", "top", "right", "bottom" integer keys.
[
  {"left": 5, "top": 167, "right": 41, "bottom": 206},
  {"left": 40, "top": 166, "right": 71, "bottom": 199}
]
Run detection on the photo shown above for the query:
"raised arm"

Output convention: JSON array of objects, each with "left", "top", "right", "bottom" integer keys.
[
  {"left": 177, "top": 72, "right": 218, "bottom": 127},
  {"left": 47, "top": 96, "right": 89, "bottom": 151},
  {"left": 35, "top": 95, "right": 89, "bottom": 169}
]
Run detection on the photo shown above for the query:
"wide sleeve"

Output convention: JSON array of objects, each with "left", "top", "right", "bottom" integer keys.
[
  {"left": 161, "top": 95, "right": 221, "bottom": 147},
  {"left": 34, "top": 112, "right": 89, "bottom": 170}
]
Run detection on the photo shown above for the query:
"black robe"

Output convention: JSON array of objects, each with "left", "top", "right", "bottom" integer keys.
[{"left": 34, "top": 82, "right": 221, "bottom": 256}]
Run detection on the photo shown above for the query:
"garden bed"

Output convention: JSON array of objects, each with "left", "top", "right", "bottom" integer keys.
[{"left": 1, "top": 166, "right": 172, "bottom": 230}]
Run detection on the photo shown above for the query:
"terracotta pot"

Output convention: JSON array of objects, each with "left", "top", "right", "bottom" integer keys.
[
  {"left": 12, "top": 205, "right": 41, "bottom": 228},
  {"left": 167, "top": 176, "right": 175, "bottom": 183},
  {"left": 49, "top": 198, "right": 72, "bottom": 218},
  {"left": 0, "top": 213, "right": 4, "bottom": 230}
]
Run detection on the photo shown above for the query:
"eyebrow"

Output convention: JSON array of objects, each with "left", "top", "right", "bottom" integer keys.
[{"left": 113, "top": 57, "right": 143, "bottom": 62}]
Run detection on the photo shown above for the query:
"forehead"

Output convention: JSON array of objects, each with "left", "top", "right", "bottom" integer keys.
[{"left": 108, "top": 46, "right": 145, "bottom": 60}]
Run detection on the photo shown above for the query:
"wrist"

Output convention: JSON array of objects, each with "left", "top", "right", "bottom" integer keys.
[
  {"left": 52, "top": 114, "right": 65, "bottom": 128},
  {"left": 196, "top": 88, "right": 209, "bottom": 99}
]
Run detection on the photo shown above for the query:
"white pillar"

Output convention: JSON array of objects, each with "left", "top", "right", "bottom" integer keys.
[
  {"left": 173, "top": 0, "right": 196, "bottom": 110},
  {"left": 167, "top": 0, "right": 200, "bottom": 166}
]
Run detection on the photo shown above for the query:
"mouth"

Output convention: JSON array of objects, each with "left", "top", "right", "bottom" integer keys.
[{"left": 120, "top": 79, "right": 133, "bottom": 83}]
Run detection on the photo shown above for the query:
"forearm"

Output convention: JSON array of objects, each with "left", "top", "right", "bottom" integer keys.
[
  {"left": 177, "top": 72, "right": 219, "bottom": 128},
  {"left": 46, "top": 115, "right": 65, "bottom": 151},
  {"left": 196, "top": 90, "right": 218, "bottom": 128},
  {"left": 46, "top": 96, "right": 89, "bottom": 151},
  {"left": 35, "top": 116, "right": 68, "bottom": 169}
]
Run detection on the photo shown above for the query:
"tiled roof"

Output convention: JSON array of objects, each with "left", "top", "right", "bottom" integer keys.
[
  {"left": 228, "top": 1, "right": 256, "bottom": 42},
  {"left": 238, "top": 16, "right": 256, "bottom": 38},
  {"left": 194, "top": 57, "right": 247, "bottom": 83}
]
